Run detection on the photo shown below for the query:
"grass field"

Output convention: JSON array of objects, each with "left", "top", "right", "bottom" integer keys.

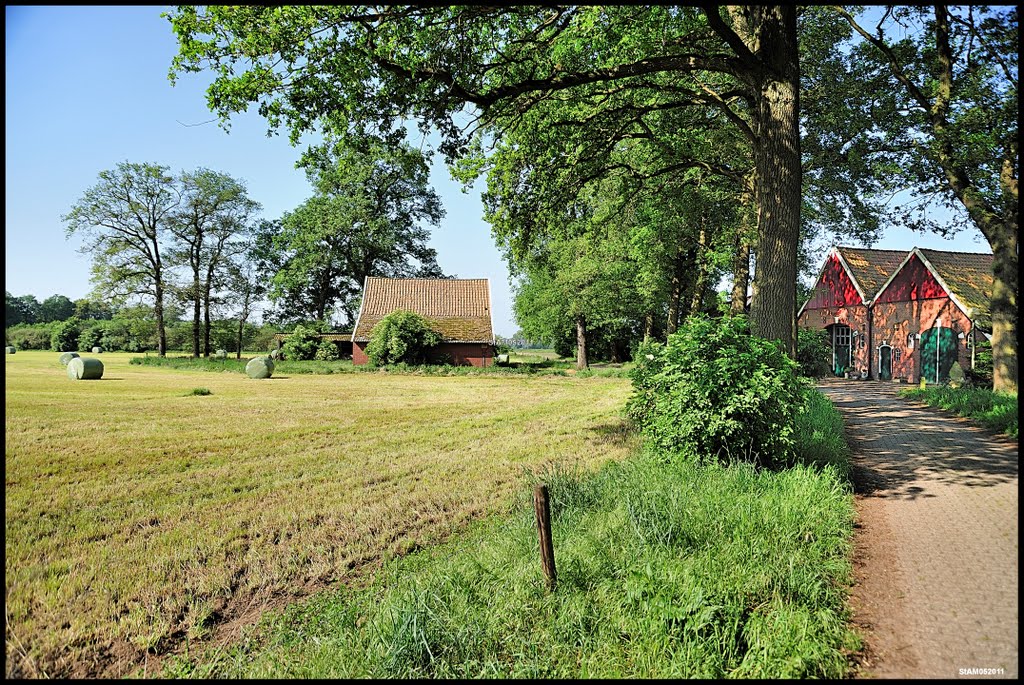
[{"left": 4, "top": 350, "right": 635, "bottom": 678}]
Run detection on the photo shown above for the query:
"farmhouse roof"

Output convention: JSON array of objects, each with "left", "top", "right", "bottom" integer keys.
[
  {"left": 917, "top": 249, "right": 994, "bottom": 328},
  {"left": 835, "top": 246, "right": 908, "bottom": 302},
  {"left": 352, "top": 277, "right": 494, "bottom": 344}
]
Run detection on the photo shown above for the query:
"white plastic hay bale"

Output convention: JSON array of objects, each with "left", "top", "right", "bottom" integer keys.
[
  {"left": 245, "top": 356, "right": 274, "bottom": 379},
  {"left": 5, "top": 346, "right": 15, "bottom": 354},
  {"left": 269, "top": 347, "right": 283, "bottom": 361},
  {"left": 92, "top": 346, "right": 103, "bottom": 354},
  {"left": 59, "top": 352, "right": 80, "bottom": 366},
  {"left": 67, "top": 357, "right": 104, "bottom": 380},
  {"left": 215, "top": 349, "right": 228, "bottom": 359}
]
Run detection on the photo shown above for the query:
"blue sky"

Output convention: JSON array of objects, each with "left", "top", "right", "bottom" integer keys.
[{"left": 5, "top": 6, "right": 989, "bottom": 336}]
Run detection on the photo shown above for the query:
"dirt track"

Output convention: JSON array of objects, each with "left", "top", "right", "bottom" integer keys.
[{"left": 818, "top": 379, "right": 1018, "bottom": 679}]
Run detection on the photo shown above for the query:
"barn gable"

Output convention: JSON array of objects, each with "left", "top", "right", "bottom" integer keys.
[
  {"left": 352, "top": 277, "right": 494, "bottom": 343},
  {"left": 874, "top": 248, "right": 993, "bottom": 328},
  {"left": 801, "top": 250, "right": 865, "bottom": 313}
]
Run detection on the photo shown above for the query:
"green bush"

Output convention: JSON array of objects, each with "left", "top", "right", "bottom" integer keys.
[
  {"left": 364, "top": 310, "right": 442, "bottom": 366},
  {"left": 50, "top": 317, "right": 83, "bottom": 352},
  {"left": 796, "top": 327, "right": 832, "bottom": 378},
  {"left": 77, "top": 325, "right": 104, "bottom": 352},
  {"left": 314, "top": 340, "right": 341, "bottom": 361},
  {"left": 5, "top": 323, "right": 56, "bottom": 350},
  {"left": 281, "top": 323, "right": 323, "bottom": 361},
  {"left": 626, "top": 314, "right": 805, "bottom": 467}
]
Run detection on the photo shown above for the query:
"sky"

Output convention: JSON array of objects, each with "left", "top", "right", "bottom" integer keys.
[{"left": 5, "top": 6, "right": 990, "bottom": 337}]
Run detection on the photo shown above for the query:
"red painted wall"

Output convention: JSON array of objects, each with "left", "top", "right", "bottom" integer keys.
[
  {"left": 803, "top": 253, "right": 864, "bottom": 310},
  {"left": 874, "top": 254, "right": 947, "bottom": 303},
  {"left": 353, "top": 342, "right": 495, "bottom": 367}
]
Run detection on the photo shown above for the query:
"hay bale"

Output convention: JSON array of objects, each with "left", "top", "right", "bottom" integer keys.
[
  {"left": 67, "top": 357, "right": 104, "bottom": 380},
  {"left": 245, "top": 356, "right": 274, "bottom": 379},
  {"left": 5, "top": 346, "right": 15, "bottom": 354},
  {"left": 59, "top": 352, "right": 81, "bottom": 366},
  {"left": 92, "top": 346, "right": 103, "bottom": 354},
  {"left": 269, "top": 347, "right": 283, "bottom": 361},
  {"left": 215, "top": 349, "right": 228, "bottom": 359}
]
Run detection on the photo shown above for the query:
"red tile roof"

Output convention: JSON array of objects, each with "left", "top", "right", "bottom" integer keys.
[
  {"left": 836, "top": 247, "right": 908, "bottom": 301},
  {"left": 918, "top": 249, "right": 994, "bottom": 327},
  {"left": 352, "top": 277, "right": 494, "bottom": 343}
]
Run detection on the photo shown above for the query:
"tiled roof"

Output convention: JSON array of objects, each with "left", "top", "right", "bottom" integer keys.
[
  {"left": 919, "top": 249, "right": 994, "bottom": 327},
  {"left": 836, "top": 247, "right": 908, "bottom": 301},
  {"left": 353, "top": 277, "right": 494, "bottom": 343},
  {"left": 273, "top": 333, "right": 352, "bottom": 342}
]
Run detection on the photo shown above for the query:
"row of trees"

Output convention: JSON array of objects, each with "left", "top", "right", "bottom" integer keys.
[
  {"left": 5, "top": 292, "right": 91, "bottom": 327},
  {"left": 166, "top": 5, "right": 1017, "bottom": 392},
  {"left": 60, "top": 139, "right": 446, "bottom": 356}
]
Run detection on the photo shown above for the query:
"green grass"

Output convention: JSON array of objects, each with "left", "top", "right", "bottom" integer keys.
[
  {"left": 160, "top": 388, "right": 858, "bottom": 679},
  {"left": 186, "top": 387, "right": 213, "bottom": 396},
  {"left": 5, "top": 350, "right": 635, "bottom": 678},
  {"left": 899, "top": 384, "right": 1018, "bottom": 438}
]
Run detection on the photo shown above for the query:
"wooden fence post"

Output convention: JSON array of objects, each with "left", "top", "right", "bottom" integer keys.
[{"left": 533, "top": 484, "right": 557, "bottom": 591}]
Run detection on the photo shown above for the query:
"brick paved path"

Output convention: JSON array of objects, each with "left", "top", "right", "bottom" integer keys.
[{"left": 818, "top": 379, "right": 1017, "bottom": 679}]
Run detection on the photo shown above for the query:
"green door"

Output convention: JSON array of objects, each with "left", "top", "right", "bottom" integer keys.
[
  {"left": 879, "top": 345, "right": 892, "bottom": 381},
  {"left": 831, "top": 324, "right": 851, "bottom": 376},
  {"left": 920, "top": 326, "right": 957, "bottom": 383}
]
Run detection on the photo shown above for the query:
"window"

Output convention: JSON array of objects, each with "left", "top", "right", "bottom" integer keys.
[
  {"left": 893, "top": 348, "right": 902, "bottom": 362},
  {"left": 907, "top": 333, "right": 915, "bottom": 349}
]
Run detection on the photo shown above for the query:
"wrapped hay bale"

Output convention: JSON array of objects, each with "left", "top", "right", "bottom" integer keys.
[
  {"left": 269, "top": 347, "right": 283, "bottom": 361},
  {"left": 67, "top": 357, "right": 104, "bottom": 380},
  {"left": 5, "top": 346, "right": 15, "bottom": 354},
  {"left": 92, "top": 346, "right": 103, "bottom": 354},
  {"left": 245, "top": 356, "right": 274, "bottom": 379},
  {"left": 215, "top": 349, "right": 228, "bottom": 359},
  {"left": 59, "top": 352, "right": 80, "bottom": 366}
]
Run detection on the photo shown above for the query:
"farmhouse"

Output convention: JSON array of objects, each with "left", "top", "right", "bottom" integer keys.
[
  {"left": 352, "top": 277, "right": 496, "bottom": 366},
  {"left": 798, "top": 246, "right": 993, "bottom": 383}
]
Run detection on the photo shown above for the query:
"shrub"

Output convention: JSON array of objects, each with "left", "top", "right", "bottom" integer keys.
[
  {"left": 281, "top": 323, "right": 323, "bottom": 361},
  {"left": 796, "top": 327, "right": 832, "bottom": 378},
  {"left": 77, "top": 325, "right": 104, "bottom": 352},
  {"left": 364, "top": 310, "right": 442, "bottom": 366},
  {"left": 314, "top": 340, "right": 340, "bottom": 361},
  {"left": 626, "top": 314, "right": 805, "bottom": 467},
  {"left": 5, "top": 323, "right": 56, "bottom": 350},
  {"left": 50, "top": 317, "right": 83, "bottom": 352}
]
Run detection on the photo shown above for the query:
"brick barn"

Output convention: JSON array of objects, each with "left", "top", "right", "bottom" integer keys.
[
  {"left": 352, "top": 277, "right": 496, "bottom": 366},
  {"left": 798, "top": 246, "right": 993, "bottom": 383}
]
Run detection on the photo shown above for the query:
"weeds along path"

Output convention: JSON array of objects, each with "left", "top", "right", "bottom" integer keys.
[{"left": 818, "top": 379, "right": 1018, "bottom": 679}]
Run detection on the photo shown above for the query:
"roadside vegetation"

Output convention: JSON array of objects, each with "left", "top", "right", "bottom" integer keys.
[
  {"left": 159, "top": 318, "right": 858, "bottom": 679},
  {"left": 899, "top": 385, "right": 1018, "bottom": 439}
]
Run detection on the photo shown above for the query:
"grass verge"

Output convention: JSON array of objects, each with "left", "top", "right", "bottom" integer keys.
[
  {"left": 899, "top": 385, "right": 1018, "bottom": 438},
  {"left": 161, "top": 388, "right": 858, "bottom": 678}
]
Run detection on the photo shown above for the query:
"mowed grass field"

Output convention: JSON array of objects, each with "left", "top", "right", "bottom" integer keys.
[{"left": 4, "top": 351, "right": 635, "bottom": 678}]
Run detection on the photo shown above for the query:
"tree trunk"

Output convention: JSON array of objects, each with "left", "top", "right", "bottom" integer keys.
[
  {"left": 731, "top": 188, "right": 754, "bottom": 315},
  {"left": 744, "top": 6, "right": 802, "bottom": 358},
  {"left": 575, "top": 314, "right": 588, "bottom": 370},
  {"left": 236, "top": 317, "right": 245, "bottom": 360},
  {"left": 643, "top": 311, "right": 654, "bottom": 342},
  {"left": 192, "top": 284, "right": 202, "bottom": 358},
  {"left": 689, "top": 227, "right": 709, "bottom": 316},
  {"left": 202, "top": 289, "right": 212, "bottom": 357},
  {"left": 987, "top": 226, "right": 1017, "bottom": 394},
  {"left": 155, "top": 282, "right": 167, "bottom": 357},
  {"left": 666, "top": 249, "right": 688, "bottom": 335}
]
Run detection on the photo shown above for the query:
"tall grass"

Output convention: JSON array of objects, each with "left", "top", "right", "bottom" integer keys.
[
  {"left": 899, "top": 385, "right": 1018, "bottom": 438},
  {"left": 163, "top": 388, "right": 858, "bottom": 679}
]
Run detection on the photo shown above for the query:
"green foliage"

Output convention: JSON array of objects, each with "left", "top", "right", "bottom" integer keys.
[
  {"left": 364, "top": 310, "right": 442, "bottom": 366},
  {"left": 626, "top": 315, "right": 805, "bottom": 467},
  {"left": 186, "top": 387, "right": 212, "bottom": 396},
  {"left": 314, "top": 340, "right": 341, "bottom": 361},
  {"left": 796, "top": 327, "right": 833, "bottom": 378},
  {"left": 39, "top": 294, "right": 76, "bottom": 323},
  {"left": 77, "top": 325, "right": 104, "bottom": 352},
  {"left": 50, "top": 317, "right": 83, "bottom": 352},
  {"left": 281, "top": 323, "right": 326, "bottom": 361},
  {"left": 162, "top": 401, "right": 855, "bottom": 678},
  {"left": 5, "top": 323, "right": 57, "bottom": 350},
  {"left": 964, "top": 337, "right": 993, "bottom": 388},
  {"left": 6, "top": 292, "right": 42, "bottom": 327},
  {"left": 900, "top": 385, "right": 1017, "bottom": 438}
]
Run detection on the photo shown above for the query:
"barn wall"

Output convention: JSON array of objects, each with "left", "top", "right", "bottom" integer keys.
[
  {"left": 872, "top": 297, "right": 975, "bottom": 382},
  {"left": 798, "top": 303, "right": 871, "bottom": 376},
  {"left": 804, "top": 254, "right": 865, "bottom": 310},
  {"left": 352, "top": 342, "right": 495, "bottom": 367}
]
